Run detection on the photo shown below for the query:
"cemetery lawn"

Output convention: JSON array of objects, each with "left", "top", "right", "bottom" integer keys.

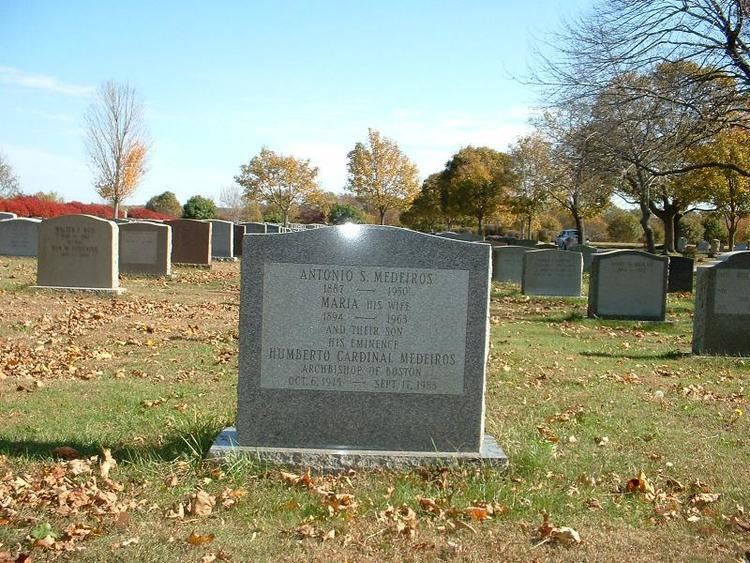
[{"left": 0, "top": 257, "right": 748, "bottom": 562}]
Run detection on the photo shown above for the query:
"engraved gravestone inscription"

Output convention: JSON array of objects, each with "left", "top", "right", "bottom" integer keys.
[{"left": 260, "top": 263, "right": 469, "bottom": 395}]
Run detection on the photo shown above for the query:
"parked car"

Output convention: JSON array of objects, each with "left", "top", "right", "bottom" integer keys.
[{"left": 555, "top": 229, "right": 580, "bottom": 249}]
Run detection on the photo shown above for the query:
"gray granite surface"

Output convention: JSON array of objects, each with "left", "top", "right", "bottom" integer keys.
[
  {"left": 0, "top": 218, "right": 41, "bottom": 256},
  {"left": 491, "top": 246, "right": 528, "bottom": 283},
  {"left": 36, "top": 214, "right": 120, "bottom": 290},
  {"left": 209, "top": 219, "right": 234, "bottom": 258},
  {"left": 237, "top": 225, "right": 494, "bottom": 455},
  {"left": 588, "top": 250, "right": 669, "bottom": 321},
  {"left": 119, "top": 221, "right": 172, "bottom": 276},
  {"left": 522, "top": 249, "right": 582, "bottom": 297},
  {"left": 693, "top": 252, "right": 750, "bottom": 355}
]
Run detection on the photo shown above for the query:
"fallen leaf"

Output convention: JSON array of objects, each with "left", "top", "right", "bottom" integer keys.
[
  {"left": 52, "top": 446, "right": 79, "bottom": 460},
  {"left": 625, "top": 471, "right": 654, "bottom": 494},
  {"left": 465, "top": 506, "right": 490, "bottom": 522},
  {"left": 100, "top": 448, "right": 117, "bottom": 479},
  {"left": 189, "top": 490, "right": 216, "bottom": 517},
  {"left": 186, "top": 532, "right": 215, "bottom": 546}
]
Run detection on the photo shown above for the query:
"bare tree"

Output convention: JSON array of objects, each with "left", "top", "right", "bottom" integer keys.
[
  {"left": 84, "top": 81, "right": 149, "bottom": 218},
  {"left": 531, "top": 1, "right": 750, "bottom": 174},
  {"left": 0, "top": 151, "right": 21, "bottom": 197},
  {"left": 219, "top": 184, "right": 245, "bottom": 222},
  {"left": 534, "top": 105, "right": 614, "bottom": 243}
]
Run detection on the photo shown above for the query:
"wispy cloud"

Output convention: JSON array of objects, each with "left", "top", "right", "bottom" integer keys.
[{"left": 0, "top": 66, "right": 93, "bottom": 97}]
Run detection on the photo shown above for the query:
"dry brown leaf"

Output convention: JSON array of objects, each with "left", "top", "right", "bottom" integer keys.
[
  {"left": 536, "top": 425, "right": 559, "bottom": 444},
  {"left": 625, "top": 471, "right": 654, "bottom": 494},
  {"left": 186, "top": 532, "right": 215, "bottom": 546},
  {"left": 552, "top": 527, "right": 582, "bottom": 546},
  {"left": 691, "top": 492, "right": 721, "bottom": 508},
  {"left": 465, "top": 506, "right": 491, "bottom": 522},
  {"left": 189, "top": 490, "right": 216, "bottom": 517},
  {"left": 35, "top": 535, "right": 55, "bottom": 549},
  {"left": 99, "top": 448, "right": 117, "bottom": 479},
  {"left": 52, "top": 446, "right": 79, "bottom": 460}
]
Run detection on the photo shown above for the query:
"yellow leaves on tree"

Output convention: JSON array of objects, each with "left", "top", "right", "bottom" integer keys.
[
  {"left": 346, "top": 128, "right": 420, "bottom": 225},
  {"left": 234, "top": 148, "right": 321, "bottom": 227}
]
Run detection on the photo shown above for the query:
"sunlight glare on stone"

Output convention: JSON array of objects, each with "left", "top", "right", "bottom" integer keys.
[{"left": 338, "top": 222, "right": 361, "bottom": 240}]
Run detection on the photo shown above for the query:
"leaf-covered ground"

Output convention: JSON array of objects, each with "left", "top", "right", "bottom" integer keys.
[{"left": 0, "top": 256, "right": 748, "bottom": 562}]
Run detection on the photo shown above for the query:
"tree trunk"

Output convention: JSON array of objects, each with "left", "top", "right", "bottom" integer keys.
[
  {"left": 572, "top": 209, "right": 585, "bottom": 245},
  {"left": 639, "top": 202, "right": 655, "bottom": 253},
  {"left": 649, "top": 199, "right": 679, "bottom": 254},
  {"left": 477, "top": 212, "right": 484, "bottom": 239},
  {"left": 727, "top": 216, "right": 738, "bottom": 250},
  {"left": 379, "top": 208, "right": 386, "bottom": 225},
  {"left": 113, "top": 199, "right": 120, "bottom": 219},
  {"left": 283, "top": 209, "right": 289, "bottom": 227}
]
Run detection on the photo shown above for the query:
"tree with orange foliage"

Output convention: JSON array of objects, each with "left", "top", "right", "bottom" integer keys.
[{"left": 84, "top": 81, "right": 149, "bottom": 218}]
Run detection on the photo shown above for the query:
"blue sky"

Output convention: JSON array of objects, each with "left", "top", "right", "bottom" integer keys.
[{"left": 0, "top": 1, "right": 592, "bottom": 206}]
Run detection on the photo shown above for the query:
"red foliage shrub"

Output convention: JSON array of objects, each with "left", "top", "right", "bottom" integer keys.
[
  {"left": 127, "top": 207, "right": 173, "bottom": 220},
  {"left": 0, "top": 197, "right": 171, "bottom": 220}
]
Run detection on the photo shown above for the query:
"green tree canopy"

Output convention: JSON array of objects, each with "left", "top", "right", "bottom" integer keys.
[
  {"left": 328, "top": 203, "right": 364, "bottom": 224},
  {"left": 145, "top": 191, "right": 182, "bottom": 217},
  {"left": 182, "top": 195, "right": 216, "bottom": 219}
]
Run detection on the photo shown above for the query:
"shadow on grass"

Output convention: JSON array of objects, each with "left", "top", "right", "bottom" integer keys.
[
  {"left": 520, "top": 311, "right": 587, "bottom": 323},
  {"left": 580, "top": 350, "right": 692, "bottom": 360},
  {"left": 0, "top": 422, "right": 222, "bottom": 464}
]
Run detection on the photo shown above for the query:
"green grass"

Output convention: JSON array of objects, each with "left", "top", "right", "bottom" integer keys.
[{"left": 0, "top": 258, "right": 748, "bottom": 561}]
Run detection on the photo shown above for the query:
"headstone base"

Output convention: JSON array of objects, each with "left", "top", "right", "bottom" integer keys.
[
  {"left": 173, "top": 263, "right": 212, "bottom": 269},
  {"left": 30, "top": 285, "right": 126, "bottom": 295},
  {"left": 208, "top": 427, "right": 507, "bottom": 472}
]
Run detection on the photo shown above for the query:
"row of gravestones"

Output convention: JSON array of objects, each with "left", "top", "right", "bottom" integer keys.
[
  {"left": 0, "top": 215, "right": 329, "bottom": 267},
  {"left": 0, "top": 215, "right": 330, "bottom": 293},
  {"left": 493, "top": 245, "right": 694, "bottom": 295},
  {"left": 491, "top": 244, "right": 745, "bottom": 355}
]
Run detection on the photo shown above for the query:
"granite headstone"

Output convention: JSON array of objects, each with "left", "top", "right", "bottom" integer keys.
[
  {"left": 221, "top": 225, "right": 504, "bottom": 468},
  {"left": 0, "top": 218, "right": 41, "bottom": 256},
  {"left": 693, "top": 252, "right": 750, "bottom": 355},
  {"left": 209, "top": 219, "right": 234, "bottom": 259},
  {"left": 588, "top": 250, "right": 669, "bottom": 321},
  {"left": 233, "top": 224, "right": 246, "bottom": 257},
  {"left": 242, "top": 222, "right": 268, "bottom": 234},
  {"left": 165, "top": 219, "right": 212, "bottom": 266},
  {"left": 35, "top": 214, "right": 122, "bottom": 292},
  {"left": 667, "top": 256, "right": 693, "bottom": 293},
  {"left": 522, "top": 249, "right": 583, "bottom": 297},
  {"left": 491, "top": 246, "right": 528, "bottom": 283},
  {"left": 118, "top": 221, "right": 172, "bottom": 276},
  {"left": 570, "top": 244, "right": 598, "bottom": 273}
]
